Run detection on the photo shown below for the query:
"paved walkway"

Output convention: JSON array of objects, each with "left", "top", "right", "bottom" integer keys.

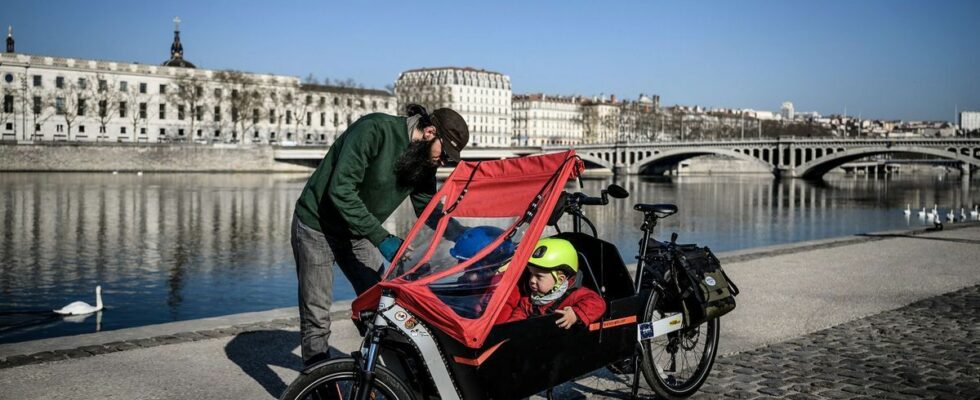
[{"left": 1, "top": 224, "right": 979, "bottom": 399}]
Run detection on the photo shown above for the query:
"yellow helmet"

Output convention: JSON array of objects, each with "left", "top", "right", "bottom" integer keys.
[{"left": 527, "top": 237, "right": 578, "bottom": 282}]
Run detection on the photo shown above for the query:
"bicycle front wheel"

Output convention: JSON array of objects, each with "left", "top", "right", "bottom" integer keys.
[
  {"left": 279, "top": 357, "right": 416, "bottom": 400},
  {"left": 640, "top": 290, "right": 719, "bottom": 399}
]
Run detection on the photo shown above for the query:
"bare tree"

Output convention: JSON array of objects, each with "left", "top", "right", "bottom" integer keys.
[
  {"left": 21, "top": 74, "right": 55, "bottom": 140},
  {"left": 167, "top": 73, "right": 206, "bottom": 142},
  {"left": 53, "top": 77, "right": 85, "bottom": 141},
  {"left": 87, "top": 73, "right": 121, "bottom": 141},
  {"left": 214, "top": 70, "right": 262, "bottom": 144},
  {"left": 266, "top": 88, "right": 287, "bottom": 142},
  {"left": 284, "top": 85, "right": 313, "bottom": 143},
  {"left": 302, "top": 73, "right": 319, "bottom": 85},
  {"left": 0, "top": 84, "right": 15, "bottom": 138},
  {"left": 123, "top": 86, "right": 150, "bottom": 142},
  {"left": 333, "top": 77, "right": 363, "bottom": 89}
]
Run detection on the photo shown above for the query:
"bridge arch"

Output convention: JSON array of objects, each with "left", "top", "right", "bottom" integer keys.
[
  {"left": 577, "top": 152, "right": 613, "bottom": 169},
  {"left": 795, "top": 146, "right": 980, "bottom": 179},
  {"left": 628, "top": 148, "right": 775, "bottom": 176}
]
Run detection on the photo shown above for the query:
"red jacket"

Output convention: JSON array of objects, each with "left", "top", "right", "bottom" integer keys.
[{"left": 507, "top": 286, "right": 606, "bottom": 326}]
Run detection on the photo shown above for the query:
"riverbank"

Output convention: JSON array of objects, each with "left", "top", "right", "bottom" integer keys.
[
  {"left": 1, "top": 223, "right": 978, "bottom": 399},
  {"left": 0, "top": 142, "right": 312, "bottom": 172}
]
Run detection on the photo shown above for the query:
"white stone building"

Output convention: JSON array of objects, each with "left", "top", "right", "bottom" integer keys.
[
  {"left": 780, "top": 101, "right": 795, "bottom": 121},
  {"left": 581, "top": 97, "right": 621, "bottom": 144},
  {"left": 511, "top": 94, "right": 583, "bottom": 146},
  {"left": 395, "top": 67, "right": 512, "bottom": 147},
  {"left": 960, "top": 111, "right": 980, "bottom": 131},
  {"left": 0, "top": 23, "right": 395, "bottom": 144}
]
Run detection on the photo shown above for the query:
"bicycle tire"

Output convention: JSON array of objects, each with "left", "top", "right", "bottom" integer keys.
[
  {"left": 640, "top": 290, "right": 719, "bottom": 399},
  {"left": 279, "top": 357, "right": 416, "bottom": 400}
]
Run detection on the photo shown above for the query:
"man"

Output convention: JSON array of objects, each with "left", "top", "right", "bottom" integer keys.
[{"left": 291, "top": 106, "right": 469, "bottom": 366}]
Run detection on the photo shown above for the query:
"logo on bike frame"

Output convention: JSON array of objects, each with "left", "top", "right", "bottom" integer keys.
[{"left": 704, "top": 277, "right": 716, "bottom": 286}]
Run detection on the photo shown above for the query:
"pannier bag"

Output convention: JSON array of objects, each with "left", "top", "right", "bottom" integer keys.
[{"left": 644, "top": 242, "right": 739, "bottom": 327}]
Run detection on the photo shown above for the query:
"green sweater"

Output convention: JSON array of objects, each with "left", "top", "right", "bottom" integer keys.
[{"left": 294, "top": 113, "right": 434, "bottom": 245}]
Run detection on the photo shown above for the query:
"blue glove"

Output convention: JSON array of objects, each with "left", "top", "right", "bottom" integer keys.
[{"left": 378, "top": 235, "right": 404, "bottom": 262}]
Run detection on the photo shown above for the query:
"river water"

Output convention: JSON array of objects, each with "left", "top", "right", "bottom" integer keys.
[{"left": 0, "top": 171, "right": 977, "bottom": 344}]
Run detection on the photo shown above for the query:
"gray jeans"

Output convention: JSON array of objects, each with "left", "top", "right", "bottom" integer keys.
[{"left": 290, "top": 214, "right": 383, "bottom": 363}]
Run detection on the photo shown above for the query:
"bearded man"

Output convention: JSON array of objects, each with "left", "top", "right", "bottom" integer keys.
[{"left": 291, "top": 105, "right": 469, "bottom": 365}]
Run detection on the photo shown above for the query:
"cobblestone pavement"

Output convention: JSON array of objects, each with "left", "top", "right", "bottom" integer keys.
[{"left": 565, "top": 285, "right": 980, "bottom": 399}]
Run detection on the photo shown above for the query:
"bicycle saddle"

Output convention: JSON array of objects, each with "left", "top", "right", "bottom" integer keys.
[{"left": 634, "top": 203, "right": 678, "bottom": 217}]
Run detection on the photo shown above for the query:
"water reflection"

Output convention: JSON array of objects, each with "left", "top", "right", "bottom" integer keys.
[{"left": 0, "top": 172, "right": 976, "bottom": 343}]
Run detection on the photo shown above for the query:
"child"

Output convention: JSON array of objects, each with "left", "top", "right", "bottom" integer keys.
[{"left": 508, "top": 237, "right": 606, "bottom": 328}]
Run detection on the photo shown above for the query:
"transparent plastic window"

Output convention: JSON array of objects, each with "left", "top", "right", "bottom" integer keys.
[{"left": 427, "top": 219, "right": 530, "bottom": 319}]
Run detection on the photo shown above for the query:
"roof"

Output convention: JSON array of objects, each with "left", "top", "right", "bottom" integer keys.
[
  {"left": 401, "top": 66, "right": 505, "bottom": 76},
  {"left": 300, "top": 83, "right": 393, "bottom": 97}
]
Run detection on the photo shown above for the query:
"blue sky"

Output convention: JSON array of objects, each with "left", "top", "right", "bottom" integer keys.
[{"left": 3, "top": 0, "right": 978, "bottom": 121}]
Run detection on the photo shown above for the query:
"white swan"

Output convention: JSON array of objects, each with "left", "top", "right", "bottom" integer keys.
[
  {"left": 929, "top": 204, "right": 938, "bottom": 218},
  {"left": 903, "top": 204, "right": 911, "bottom": 216},
  {"left": 946, "top": 209, "right": 954, "bottom": 222},
  {"left": 972, "top": 205, "right": 979, "bottom": 218},
  {"left": 961, "top": 208, "right": 967, "bottom": 221},
  {"left": 917, "top": 207, "right": 927, "bottom": 218},
  {"left": 54, "top": 286, "right": 103, "bottom": 315}
]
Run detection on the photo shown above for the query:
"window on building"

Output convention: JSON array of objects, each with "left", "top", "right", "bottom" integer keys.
[
  {"left": 384, "top": 101, "right": 389, "bottom": 108},
  {"left": 139, "top": 82, "right": 147, "bottom": 94},
  {"left": 320, "top": 112, "right": 325, "bottom": 127},
  {"left": 333, "top": 97, "right": 339, "bottom": 106},
  {"left": 33, "top": 75, "right": 42, "bottom": 87},
  {"left": 286, "top": 110, "right": 292, "bottom": 124},
  {"left": 214, "top": 106, "right": 221, "bottom": 121},
  {"left": 214, "top": 130, "right": 220, "bottom": 137},
  {"left": 231, "top": 107, "right": 239, "bottom": 122},
  {"left": 120, "top": 81, "right": 128, "bottom": 92},
  {"left": 77, "top": 78, "right": 87, "bottom": 89},
  {"left": 306, "top": 112, "right": 311, "bottom": 126},
  {"left": 34, "top": 123, "right": 40, "bottom": 132},
  {"left": 195, "top": 86, "right": 203, "bottom": 96},
  {"left": 195, "top": 106, "right": 203, "bottom": 121},
  {"left": 179, "top": 129, "right": 185, "bottom": 136},
  {"left": 214, "top": 88, "right": 222, "bottom": 98},
  {"left": 372, "top": 100, "right": 377, "bottom": 109},
  {"left": 269, "top": 109, "right": 275, "bottom": 124},
  {"left": 6, "top": 122, "right": 13, "bottom": 131},
  {"left": 98, "top": 100, "right": 107, "bottom": 117},
  {"left": 55, "top": 97, "right": 65, "bottom": 115},
  {"left": 159, "top": 104, "right": 166, "bottom": 119},
  {"left": 319, "top": 96, "right": 325, "bottom": 106},
  {"left": 120, "top": 126, "right": 126, "bottom": 134},
  {"left": 119, "top": 101, "right": 127, "bottom": 117},
  {"left": 252, "top": 109, "right": 259, "bottom": 124},
  {"left": 196, "top": 129, "right": 202, "bottom": 137},
  {"left": 98, "top": 80, "right": 108, "bottom": 92},
  {"left": 159, "top": 84, "right": 167, "bottom": 94},
  {"left": 77, "top": 98, "right": 86, "bottom": 116},
  {"left": 55, "top": 76, "right": 64, "bottom": 89},
  {"left": 346, "top": 98, "right": 352, "bottom": 107},
  {"left": 2, "top": 95, "right": 12, "bottom": 113},
  {"left": 139, "top": 102, "right": 147, "bottom": 119},
  {"left": 160, "top": 128, "right": 166, "bottom": 136},
  {"left": 270, "top": 132, "right": 276, "bottom": 139},
  {"left": 3, "top": 73, "right": 12, "bottom": 83},
  {"left": 57, "top": 124, "right": 64, "bottom": 133},
  {"left": 33, "top": 96, "right": 41, "bottom": 114},
  {"left": 346, "top": 114, "right": 351, "bottom": 125},
  {"left": 78, "top": 125, "right": 85, "bottom": 133},
  {"left": 177, "top": 105, "right": 185, "bottom": 120},
  {"left": 140, "top": 127, "right": 146, "bottom": 135},
  {"left": 99, "top": 126, "right": 106, "bottom": 133},
  {"left": 333, "top": 112, "right": 338, "bottom": 125},
  {"left": 358, "top": 100, "right": 364, "bottom": 108}
]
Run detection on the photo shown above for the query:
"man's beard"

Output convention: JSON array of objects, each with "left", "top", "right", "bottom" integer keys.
[{"left": 394, "top": 139, "right": 438, "bottom": 187}]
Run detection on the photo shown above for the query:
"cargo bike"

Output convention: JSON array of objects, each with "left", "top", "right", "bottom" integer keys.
[{"left": 281, "top": 150, "right": 739, "bottom": 400}]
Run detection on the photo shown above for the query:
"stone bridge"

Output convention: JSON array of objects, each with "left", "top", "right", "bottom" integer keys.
[
  {"left": 555, "top": 138, "right": 980, "bottom": 179},
  {"left": 274, "top": 138, "right": 980, "bottom": 179}
]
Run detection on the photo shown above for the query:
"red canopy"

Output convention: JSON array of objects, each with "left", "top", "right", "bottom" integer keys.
[{"left": 352, "top": 150, "right": 584, "bottom": 348}]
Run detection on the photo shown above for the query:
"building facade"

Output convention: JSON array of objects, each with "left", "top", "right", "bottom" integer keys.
[
  {"left": 961, "top": 111, "right": 980, "bottom": 131},
  {"left": 395, "top": 67, "right": 512, "bottom": 147},
  {"left": 511, "top": 94, "right": 583, "bottom": 146},
  {"left": 780, "top": 101, "right": 795, "bottom": 121},
  {"left": 581, "top": 97, "right": 621, "bottom": 144},
  {"left": 0, "top": 23, "right": 395, "bottom": 144},
  {"left": 619, "top": 94, "right": 660, "bottom": 142}
]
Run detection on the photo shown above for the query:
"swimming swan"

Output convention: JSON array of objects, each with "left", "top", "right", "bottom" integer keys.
[{"left": 54, "top": 286, "right": 103, "bottom": 315}]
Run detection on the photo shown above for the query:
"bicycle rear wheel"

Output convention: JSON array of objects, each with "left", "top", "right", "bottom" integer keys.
[
  {"left": 640, "top": 290, "right": 719, "bottom": 399},
  {"left": 279, "top": 357, "right": 415, "bottom": 400}
]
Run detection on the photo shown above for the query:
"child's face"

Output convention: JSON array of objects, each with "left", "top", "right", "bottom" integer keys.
[{"left": 528, "top": 266, "right": 564, "bottom": 295}]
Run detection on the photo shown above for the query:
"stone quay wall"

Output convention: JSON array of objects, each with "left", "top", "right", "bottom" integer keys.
[{"left": 0, "top": 143, "right": 314, "bottom": 173}]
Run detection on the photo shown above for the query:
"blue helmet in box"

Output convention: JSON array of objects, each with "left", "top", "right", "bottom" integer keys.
[{"left": 450, "top": 226, "right": 515, "bottom": 262}]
